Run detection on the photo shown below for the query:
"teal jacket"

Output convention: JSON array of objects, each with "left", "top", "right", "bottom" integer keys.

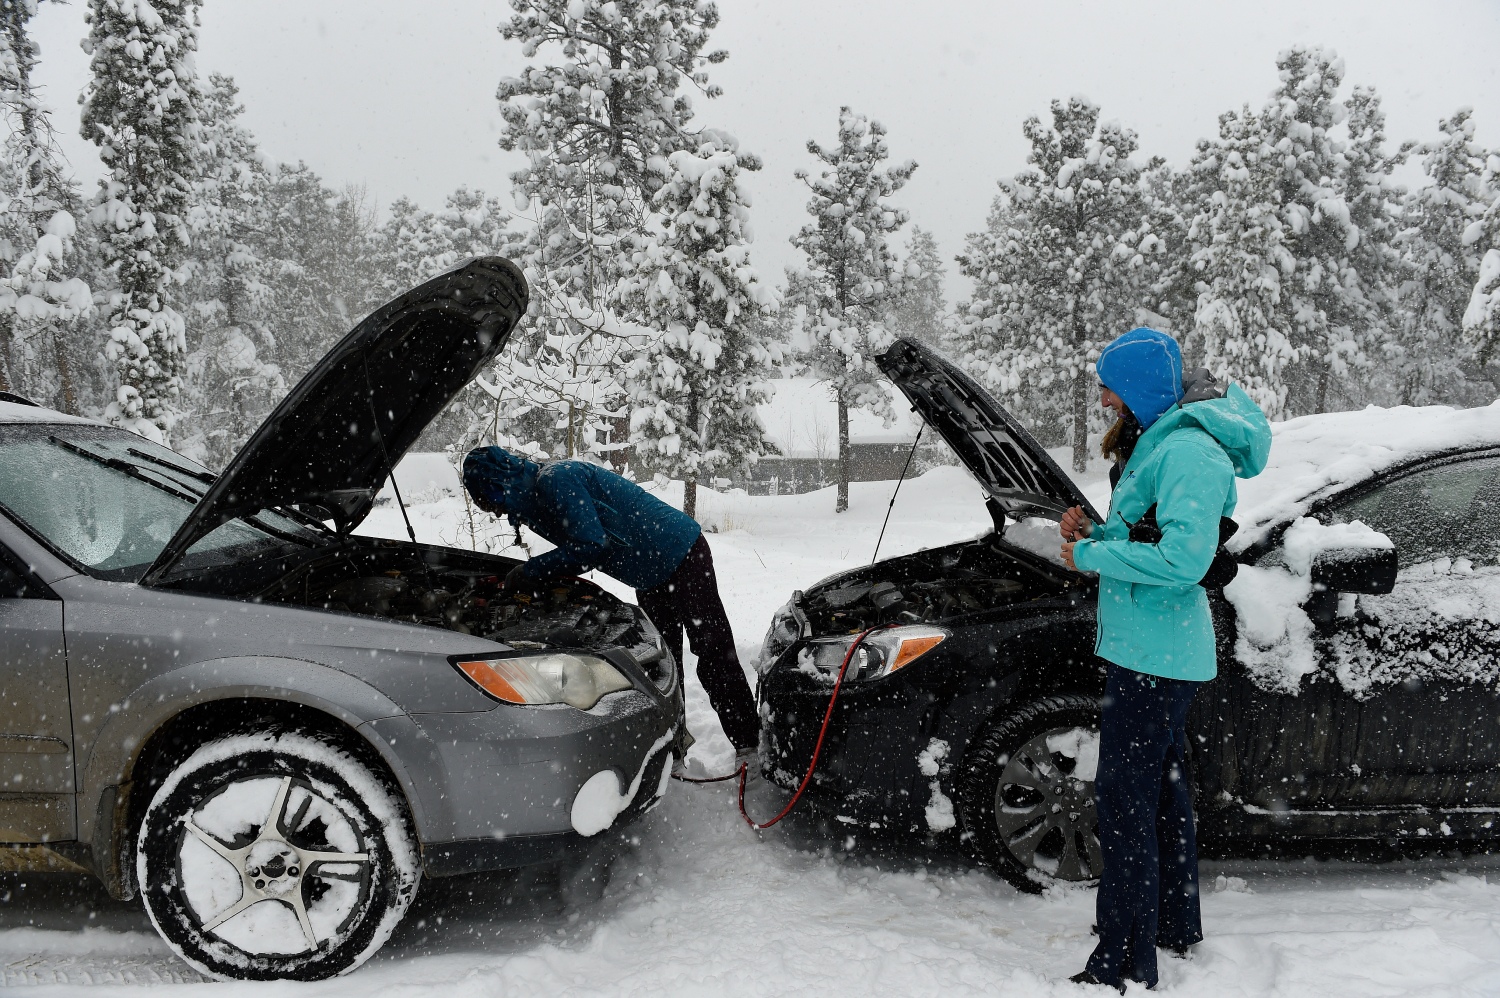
[{"left": 1072, "top": 383, "right": 1271, "bottom": 681}]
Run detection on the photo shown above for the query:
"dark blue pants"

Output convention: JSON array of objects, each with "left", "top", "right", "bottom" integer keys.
[{"left": 1085, "top": 664, "right": 1204, "bottom": 990}]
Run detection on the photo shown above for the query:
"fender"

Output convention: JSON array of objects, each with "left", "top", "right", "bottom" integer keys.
[{"left": 79, "top": 656, "right": 441, "bottom": 891}]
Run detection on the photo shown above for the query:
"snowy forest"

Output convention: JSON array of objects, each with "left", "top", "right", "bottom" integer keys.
[{"left": 3, "top": 0, "right": 1499, "bottom": 494}]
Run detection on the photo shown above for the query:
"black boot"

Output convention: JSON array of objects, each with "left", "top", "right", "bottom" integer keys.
[{"left": 1069, "top": 970, "right": 1126, "bottom": 994}]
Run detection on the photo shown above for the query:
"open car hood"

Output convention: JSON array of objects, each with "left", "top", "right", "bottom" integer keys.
[
  {"left": 877, "top": 337, "right": 1100, "bottom": 523},
  {"left": 141, "top": 257, "right": 528, "bottom": 586}
]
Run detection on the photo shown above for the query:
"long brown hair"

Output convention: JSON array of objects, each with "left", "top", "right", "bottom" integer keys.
[{"left": 1100, "top": 409, "right": 1141, "bottom": 467}]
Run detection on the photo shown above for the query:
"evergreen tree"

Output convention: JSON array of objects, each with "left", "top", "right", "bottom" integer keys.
[
  {"left": 620, "top": 133, "right": 778, "bottom": 517},
  {"left": 1396, "top": 109, "right": 1493, "bottom": 393},
  {"left": 1187, "top": 105, "right": 1297, "bottom": 416},
  {"left": 80, "top": 0, "right": 206, "bottom": 441},
  {"left": 1260, "top": 46, "right": 1366, "bottom": 413},
  {"left": 376, "top": 196, "right": 435, "bottom": 297},
  {"left": 954, "top": 97, "right": 1155, "bottom": 471},
  {"left": 257, "top": 166, "right": 384, "bottom": 383},
  {"left": 1341, "top": 84, "right": 1407, "bottom": 403},
  {"left": 1462, "top": 151, "right": 1500, "bottom": 365},
  {"left": 177, "top": 74, "right": 281, "bottom": 468},
  {"left": 790, "top": 106, "right": 916, "bottom": 512},
  {"left": 495, "top": 0, "right": 724, "bottom": 458},
  {"left": 885, "top": 226, "right": 947, "bottom": 349},
  {"left": 0, "top": 0, "right": 93, "bottom": 412}
]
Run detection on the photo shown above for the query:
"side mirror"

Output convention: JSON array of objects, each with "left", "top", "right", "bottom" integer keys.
[{"left": 1310, "top": 545, "right": 1397, "bottom": 596}]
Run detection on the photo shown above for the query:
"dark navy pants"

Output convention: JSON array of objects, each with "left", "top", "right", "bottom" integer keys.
[
  {"left": 1085, "top": 663, "right": 1204, "bottom": 990},
  {"left": 636, "top": 535, "right": 759, "bottom": 751}
]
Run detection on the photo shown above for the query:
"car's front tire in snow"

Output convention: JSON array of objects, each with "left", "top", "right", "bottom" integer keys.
[
  {"left": 957, "top": 695, "right": 1103, "bottom": 894},
  {"left": 136, "top": 729, "right": 420, "bottom": 981}
]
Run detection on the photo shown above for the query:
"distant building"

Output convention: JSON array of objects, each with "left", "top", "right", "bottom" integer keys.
[{"left": 736, "top": 378, "right": 920, "bottom": 495}]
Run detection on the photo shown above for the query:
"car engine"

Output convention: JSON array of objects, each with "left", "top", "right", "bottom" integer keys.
[{"left": 259, "top": 544, "right": 673, "bottom": 689}]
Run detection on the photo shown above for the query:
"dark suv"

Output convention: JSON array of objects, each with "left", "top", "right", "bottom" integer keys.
[{"left": 756, "top": 338, "right": 1500, "bottom": 892}]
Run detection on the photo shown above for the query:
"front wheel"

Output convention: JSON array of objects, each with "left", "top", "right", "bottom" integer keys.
[
  {"left": 957, "top": 695, "right": 1103, "bottom": 894},
  {"left": 136, "top": 729, "right": 420, "bottom": 980}
]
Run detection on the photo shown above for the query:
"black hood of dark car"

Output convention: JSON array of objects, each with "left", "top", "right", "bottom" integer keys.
[
  {"left": 877, "top": 337, "right": 1100, "bottom": 523},
  {"left": 141, "top": 257, "right": 528, "bottom": 586}
]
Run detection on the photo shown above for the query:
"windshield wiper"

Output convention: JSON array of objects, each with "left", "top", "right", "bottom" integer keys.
[
  {"left": 127, "top": 445, "right": 331, "bottom": 536},
  {"left": 127, "top": 447, "right": 217, "bottom": 486},
  {"left": 49, "top": 436, "right": 200, "bottom": 505}
]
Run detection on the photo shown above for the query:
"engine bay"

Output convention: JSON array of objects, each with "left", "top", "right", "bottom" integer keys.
[
  {"left": 257, "top": 540, "right": 673, "bottom": 688},
  {"left": 798, "top": 535, "right": 1077, "bottom": 634}
]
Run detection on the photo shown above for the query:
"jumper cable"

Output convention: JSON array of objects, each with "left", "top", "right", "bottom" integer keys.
[{"left": 672, "top": 624, "right": 890, "bottom": 830}]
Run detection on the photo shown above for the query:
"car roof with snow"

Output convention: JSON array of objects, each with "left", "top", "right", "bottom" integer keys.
[
  {"left": 1230, "top": 400, "right": 1500, "bottom": 550},
  {"left": 0, "top": 400, "right": 102, "bottom": 426}
]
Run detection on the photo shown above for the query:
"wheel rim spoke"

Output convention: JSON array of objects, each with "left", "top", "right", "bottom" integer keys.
[
  {"left": 264, "top": 776, "right": 294, "bottom": 839},
  {"left": 283, "top": 889, "right": 319, "bottom": 951},
  {"left": 1084, "top": 825, "right": 1104, "bottom": 877},
  {"left": 1002, "top": 814, "right": 1052, "bottom": 868},
  {"left": 1054, "top": 827, "right": 1088, "bottom": 881},
  {"left": 183, "top": 818, "right": 243, "bottom": 864},
  {"left": 998, "top": 753, "right": 1048, "bottom": 794},
  {"left": 201, "top": 892, "right": 260, "bottom": 932},
  {"left": 310, "top": 866, "right": 365, "bottom": 883},
  {"left": 286, "top": 791, "right": 313, "bottom": 837},
  {"left": 302, "top": 850, "right": 370, "bottom": 866},
  {"left": 992, "top": 796, "right": 1048, "bottom": 836}
]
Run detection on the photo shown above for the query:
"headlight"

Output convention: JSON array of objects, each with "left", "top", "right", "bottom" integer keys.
[
  {"left": 453, "top": 653, "right": 633, "bottom": 710},
  {"left": 757, "top": 598, "right": 804, "bottom": 674},
  {"left": 795, "top": 625, "right": 948, "bottom": 683}
]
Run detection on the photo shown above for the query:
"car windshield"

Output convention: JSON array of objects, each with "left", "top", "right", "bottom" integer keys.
[{"left": 0, "top": 423, "right": 330, "bottom": 583}]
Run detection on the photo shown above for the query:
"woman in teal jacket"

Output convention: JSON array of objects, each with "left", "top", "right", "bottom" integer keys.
[{"left": 1059, "top": 327, "right": 1271, "bottom": 992}]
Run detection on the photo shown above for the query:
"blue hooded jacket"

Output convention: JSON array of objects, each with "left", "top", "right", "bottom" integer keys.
[
  {"left": 1073, "top": 330, "right": 1272, "bottom": 681},
  {"left": 462, "top": 447, "right": 701, "bottom": 591}
]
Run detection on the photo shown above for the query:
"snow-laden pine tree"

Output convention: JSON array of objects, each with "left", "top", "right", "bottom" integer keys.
[
  {"left": 177, "top": 73, "right": 282, "bottom": 468},
  {"left": 954, "top": 97, "right": 1155, "bottom": 471},
  {"left": 885, "top": 226, "right": 948, "bottom": 349},
  {"left": 1187, "top": 105, "right": 1297, "bottom": 416},
  {"left": 0, "top": 0, "right": 93, "bottom": 411},
  {"left": 619, "top": 133, "right": 778, "bottom": 517},
  {"left": 1341, "top": 84, "right": 1408, "bottom": 403},
  {"left": 1462, "top": 151, "right": 1500, "bottom": 365},
  {"left": 1258, "top": 46, "right": 1369, "bottom": 414},
  {"left": 257, "top": 165, "right": 384, "bottom": 383},
  {"left": 80, "top": 0, "right": 206, "bottom": 441},
  {"left": 377, "top": 196, "right": 436, "bottom": 298},
  {"left": 790, "top": 107, "right": 916, "bottom": 512},
  {"left": 494, "top": 0, "right": 725, "bottom": 458},
  {"left": 1396, "top": 110, "right": 1494, "bottom": 391},
  {"left": 424, "top": 187, "right": 522, "bottom": 274}
]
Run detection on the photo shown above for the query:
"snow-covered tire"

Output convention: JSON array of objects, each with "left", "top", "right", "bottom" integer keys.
[
  {"left": 957, "top": 695, "right": 1103, "bottom": 894},
  {"left": 136, "top": 729, "right": 420, "bottom": 981}
]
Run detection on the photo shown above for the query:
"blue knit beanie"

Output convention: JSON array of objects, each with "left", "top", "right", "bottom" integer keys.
[
  {"left": 462, "top": 446, "right": 538, "bottom": 523},
  {"left": 1094, "top": 327, "right": 1184, "bottom": 429}
]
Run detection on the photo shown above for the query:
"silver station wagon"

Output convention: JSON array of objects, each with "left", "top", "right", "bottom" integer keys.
[{"left": 0, "top": 258, "right": 685, "bottom": 980}]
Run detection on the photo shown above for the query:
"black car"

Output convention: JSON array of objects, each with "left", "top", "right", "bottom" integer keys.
[{"left": 756, "top": 337, "right": 1500, "bottom": 892}]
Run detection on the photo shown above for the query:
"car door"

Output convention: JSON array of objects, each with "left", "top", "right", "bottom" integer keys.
[
  {"left": 1311, "top": 454, "right": 1500, "bottom": 808},
  {"left": 0, "top": 541, "right": 75, "bottom": 843},
  {"left": 1205, "top": 455, "right": 1500, "bottom": 814}
]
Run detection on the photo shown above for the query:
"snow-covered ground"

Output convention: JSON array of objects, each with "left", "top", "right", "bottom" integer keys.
[{"left": 5, "top": 461, "right": 1500, "bottom": 996}]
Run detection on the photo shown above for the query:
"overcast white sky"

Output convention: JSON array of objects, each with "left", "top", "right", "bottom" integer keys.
[{"left": 28, "top": 0, "right": 1500, "bottom": 304}]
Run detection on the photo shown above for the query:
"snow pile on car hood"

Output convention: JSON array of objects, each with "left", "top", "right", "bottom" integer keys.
[{"left": 1230, "top": 400, "right": 1500, "bottom": 550}]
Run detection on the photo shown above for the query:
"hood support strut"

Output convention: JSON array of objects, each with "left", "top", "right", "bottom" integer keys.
[{"left": 363, "top": 357, "right": 418, "bottom": 546}]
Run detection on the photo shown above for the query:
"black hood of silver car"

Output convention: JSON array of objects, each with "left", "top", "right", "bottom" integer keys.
[
  {"left": 141, "top": 257, "right": 528, "bottom": 585},
  {"left": 877, "top": 337, "right": 1100, "bottom": 522}
]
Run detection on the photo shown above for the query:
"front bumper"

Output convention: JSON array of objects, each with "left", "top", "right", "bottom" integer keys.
[
  {"left": 364, "top": 651, "right": 684, "bottom": 875},
  {"left": 758, "top": 661, "right": 936, "bottom": 830}
]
